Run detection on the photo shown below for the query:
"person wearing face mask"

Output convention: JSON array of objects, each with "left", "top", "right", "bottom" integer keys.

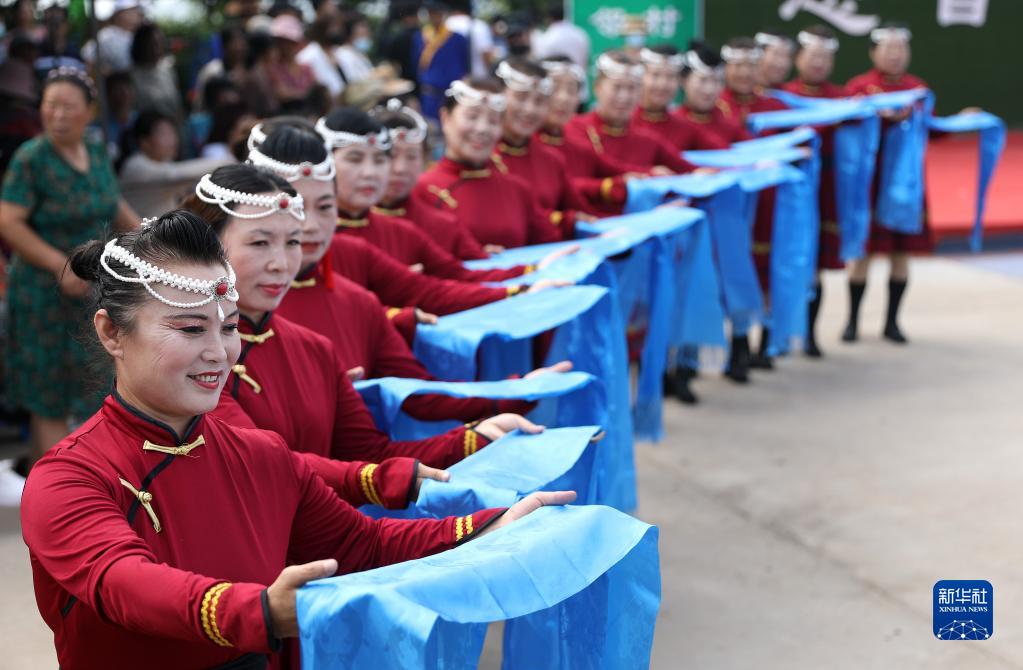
[
  {"left": 318, "top": 107, "right": 558, "bottom": 281},
  {"left": 673, "top": 41, "right": 749, "bottom": 148},
  {"left": 537, "top": 57, "right": 634, "bottom": 216},
  {"left": 21, "top": 211, "right": 573, "bottom": 668},
  {"left": 754, "top": 29, "right": 795, "bottom": 90},
  {"left": 179, "top": 165, "right": 545, "bottom": 493},
  {"left": 843, "top": 22, "right": 935, "bottom": 345},
  {"left": 631, "top": 45, "right": 721, "bottom": 152},
  {"left": 565, "top": 51, "right": 696, "bottom": 175},
  {"left": 412, "top": 77, "right": 568, "bottom": 249},
  {"left": 334, "top": 12, "right": 374, "bottom": 85},
  {"left": 780, "top": 25, "right": 846, "bottom": 358},
  {"left": 254, "top": 120, "right": 566, "bottom": 425},
  {"left": 493, "top": 58, "right": 593, "bottom": 228}
]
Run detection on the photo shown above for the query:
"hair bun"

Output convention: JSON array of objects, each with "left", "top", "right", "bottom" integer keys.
[{"left": 68, "top": 239, "right": 107, "bottom": 282}]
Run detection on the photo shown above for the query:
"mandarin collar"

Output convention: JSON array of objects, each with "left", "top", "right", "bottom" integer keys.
[{"left": 103, "top": 388, "right": 204, "bottom": 448}]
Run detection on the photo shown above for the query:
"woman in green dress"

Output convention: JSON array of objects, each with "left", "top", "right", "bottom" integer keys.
[{"left": 0, "top": 68, "right": 138, "bottom": 462}]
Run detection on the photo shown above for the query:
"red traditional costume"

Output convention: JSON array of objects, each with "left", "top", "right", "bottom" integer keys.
[
  {"left": 21, "top": 392, "right": 502, "bottom": 669},
  {"left": 630, "top": 107, "right": 724, "bottom": 151},
  {"left": 277, "top": 265, "right": 532, "bottom": 422},
  {"left": 536, "top": 130, "right": 631, "bottom": 215},
  {"left": 844, "top": 68, "right": 933, "bottom": 254},
  {"left": 412, "top": 156, "right": 566, "bottom": 249},
  {"left": 373, "top": 197, "right": 488, "bottom": 261},
  {"left": 495, "top": 136, "right": 589, "bottom": 230},
  {"left": 673, "top": 103, "right": 750, "bottom": 147},
  {"left": 564, "top": 111, "right": 697, "bottom": 175}
]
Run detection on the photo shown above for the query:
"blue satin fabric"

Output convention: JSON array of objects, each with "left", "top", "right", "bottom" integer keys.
[
  {"left": 875, "top": 92, "right": 935, "bottom": 234},
  {"left": 412, "top": 286, "right": 635, "bottom": 510},
  {"left": 834, "top": 115, "right": 881, "bottom": 260},
  {"left": 928, "top": 112, "right": 1007, "bottom": 252},
  {"left": 297, "top": 505, "right": 660, "bottom": 670},
  {"left": 354, "top": 372, "right": 600, "bottom": 439},
  {"left": 361, "top": 425, "right": 603, "bottom": 519}
]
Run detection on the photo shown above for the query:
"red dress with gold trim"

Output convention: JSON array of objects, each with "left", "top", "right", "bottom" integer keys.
[
  {"left": 411, "top": 156, "right": 567, "bottom": 249},
  {"left": 495, "top": 135, "right": 589, "bottom": 233},
  {"left": 780, "top": 79, "right": 847, "bottom": 270},
  {"left": 844, "top": 68, "right": 933, "bottom": 254},
  {"left": 536, "top": 130, "right": 631, "bottom": 216},
  {"left": 373, "top": 197, "right": 489, "bottom": 260},
  {"left": 630, "top": 106, "right": 723, "bottom": 151},
  {"left": 564, "top": 111, "right": 696, "bottom": 174},
  {"left": 21, "top": 392, "right": 502, "bottom": 670}
]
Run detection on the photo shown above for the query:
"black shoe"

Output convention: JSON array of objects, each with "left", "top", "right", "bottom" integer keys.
[
  {"left": 841, "top": 322, "right": 858, "bottom": 342},
  {"left": 843, "top": 280, "right": 866, "bottom": 343},
  {"left": 665, "top": 367, "right": 699, "bottom": 405},
  {"left": 751, "top": 329, "right": 774, "bottom": 370},
  {"left": 883, "top": 323, "right": 908, "bottom": 344},
  {"left": 724, "top": 335, "right": 751, "bottom": 383},
  {"left": 805, "top": 282, "right": 823, "bottom": 358},
  {"left": 804, "top": 339, "right": 823, "bottom": 358}
]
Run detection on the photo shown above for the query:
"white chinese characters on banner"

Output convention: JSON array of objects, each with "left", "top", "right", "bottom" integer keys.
[
  {"left": 777, "top": 0, "right": 880, "bottom": 35},
  {"left": 937, "top": 0, "right": 989, "bottom": 27},
  {"left": 589, "top": 6, "right": 681, "bottom": 39}
]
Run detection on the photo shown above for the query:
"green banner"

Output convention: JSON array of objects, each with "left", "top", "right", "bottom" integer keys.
[{"left": 570, "top": 0, "right": 703, "bottom": 69}]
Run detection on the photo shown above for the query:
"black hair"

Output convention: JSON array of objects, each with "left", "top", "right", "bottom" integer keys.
[
  {"left": 547, "top": 5, "right": 564, "bottom": 22},
  {"left": 7, "top": 32, "right": 39, "bottom": 62},
  {"left": 42, "top": 67, "right": 96, "bottom": 104},
  {"left": 594, "top": 50, "right": 638, "bottom": 80},
  {"left": 725, "top": 36, "right": 758, "bottom": 51},
  {"left": 441, "top": 76, "right": 504, "bottom": 111},
  {"left": 869, "top": 20, "right": 910, "bottom": 50},
  {"left": 799, "top": 24, "right": 837, "bottom": 53},
  {"left": 132, "top": 109, "right": 176, "bottom": 143},
  {"left": 245, "top": 31, "right": 275, "bottom": 68},
  {"left": 105, "top": 69, "right": 133, "bottom": 93},
  {"left": 130, "top": 22, "right": 163, "bottom": 67},
  {"left": 682, "top": 39, "right": 723, "bottom": 75},
  {"left": 371, "top": 106, "right": 416, "bottom": 131},
  {"left": 322, "top": 106, "right": 384, "bottom": 135},
  {"left": 647, "top": 43, "right": 680, "bottom": 57},
  {"left": 259, "top": 120, "right": 329, "bottom": 164},
  {"left": 179, "top": 163, "right": 296, "bottom": 235},
  {"left": 201, "top": 76, "right": 240, "bottom": 111},
  {"left": 206, "top": 100, "right": 250, "bottom": 145},
  {"left": 68, "top": 210, "right": 230, "bottom": 332}
]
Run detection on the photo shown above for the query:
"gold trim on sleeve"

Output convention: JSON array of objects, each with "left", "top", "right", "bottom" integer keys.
[
  {"left": 359, "top": 464, "right": 384, "bottom": 506},
  {"left": 200, "top": 582, "right": 234, "bottom": 647}
]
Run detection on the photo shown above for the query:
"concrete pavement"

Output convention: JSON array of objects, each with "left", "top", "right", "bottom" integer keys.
[{"left": 2, "top": 254, "right": 1021, "bottom": 669}]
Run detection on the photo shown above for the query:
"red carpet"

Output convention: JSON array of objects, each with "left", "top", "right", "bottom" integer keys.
[{"left": 927, "top": 130, "right": 1023, "bottom": 242}]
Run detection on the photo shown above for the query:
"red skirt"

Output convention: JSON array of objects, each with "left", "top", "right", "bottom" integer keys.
[
  {"left": 867, "top": 208, "right": 934, "bottom": 254},
  {"left": 752, "top": 188, "right": 775, "bottom": 292}
]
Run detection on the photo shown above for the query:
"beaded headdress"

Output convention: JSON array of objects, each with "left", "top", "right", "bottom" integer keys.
[{"left": 195, "top": 173, "right": 305, "bottom": 221}]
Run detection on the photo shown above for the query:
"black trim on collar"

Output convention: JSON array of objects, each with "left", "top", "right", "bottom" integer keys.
[{"left": 111, "top": 387, "right": 201, "bottom": 446}]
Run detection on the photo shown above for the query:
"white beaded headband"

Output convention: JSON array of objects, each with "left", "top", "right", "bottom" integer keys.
[
  {"left": 797, "top": 31, "right": 839, "bottom": 52},
  {"left": 195, "top": 173, "right": 305, "bottom": 221},
  {"left": 247, "top": 146, "right": 336, "bottom": 182},
  {"left": 100, "top": 238, "right": 239, "bottom": 320},
  {"left": 755, "top": 32, "right": 793, "bottom": 49},
  {"left": 870, "top": 27, "right": 912, "bottom": 43},
  {"left": 374, "top": 98, "right": 428, "bottom": 144},
  {"left": 684, "top": 50, "right": 723, "bottom": 75},
  {"left": 444, "top": 80, "right": 507, "bottom": 112},
  {"left": 495, "top": 60, "right": 554, "bottom": 95},
  {"left": 541, "top": 60, "right": 586, "bottom": 83},
  {"left": 315, "top": 117, "right": 393, "bottom": 151},
  {"left": 246, "top": 123, "right": 268, "bottom": 152},
  {"left": 639, "top": 48, "right": 685, "bottom": 71},
  {"left": 721, "top": 45, "right": 764, "bottom": 63},
  {"left": 595, "top": 53, "right": 644, "bottom": 80}
]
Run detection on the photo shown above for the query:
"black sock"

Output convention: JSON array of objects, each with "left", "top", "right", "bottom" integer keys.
[
  {"left": 807, "top": 282, "right": 822, "bottom": 342},
  {"left": 847, "top": 280, "right": 866, "bottom": 329},
  {"left": 886, "top": 279, "right": 907, "bottom": 330}
]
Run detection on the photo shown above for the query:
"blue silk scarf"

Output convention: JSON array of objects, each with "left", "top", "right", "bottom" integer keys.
[
  {"left": 875, "top": 92, "right": 935, "bottom": 234},
  {"left": 297, "top": 504, "right": 660, "bottom": 670},
  {"left": 928, "top": 111, "right": 1007, "bottom": 251},
  {"left": 360, "top": 425, "right": 603, "bottom": 519}
]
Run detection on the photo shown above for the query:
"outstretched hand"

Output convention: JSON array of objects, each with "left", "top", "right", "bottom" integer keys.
[
  {"left": 475, "top": 413, "right": 545, "bottom": 441},
  {"left": 412, "top": 463, "right": 450, "bottom": 499},
  {"left": 266, "top": 559, "right": 338, "bottom": 638},
  {"left": 479, "top": 490, "right": 578, "bottom": 537},
  {"left": 524, "top": 360, "right": 573, "bottom": 378},
  {"left": 536, "top": 243, "right": 581, "bottom": 271}
]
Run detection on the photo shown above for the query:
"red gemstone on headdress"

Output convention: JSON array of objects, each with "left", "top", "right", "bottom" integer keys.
[
  {"left": 279, "top": 196, "right": 290, "bottom": 209},
  {"left": 368, "top": 136, "right": 375, "bottom": 145},
  {"left": 301, "top": 166, "right": 312, "bottom": 176},
  {"left": 397, "top": 130, "right": 406, "bottom": 140},
  {"left": 215, "top": 282, "right": 229, "bottom": 296}
]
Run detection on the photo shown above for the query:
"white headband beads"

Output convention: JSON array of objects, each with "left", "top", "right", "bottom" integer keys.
[
  {"left": 595, "top": 53, "right": 644, "bottom": 80},
  {"left": 755, "top": 32, "right": 792, "bottom": 50},
  {"left": 444, "top": 80, "right": 507, "bottom": 112},
  {"left": 495, "top": 60, "right": 554, "bottom": 95},
  {"left": 100, "top": 238, "right": 239, "bottom": 320},
  {"left": 195, "top": 173, "right": 305, "bottom": 221},
  {"left": 314, "top": 117, "right": 393, "bottom": 151},
  {"left": 870, "top": 27, "right": 912, "bottom": 44},
  {"left": 246, "top": 123, "right": 268, "bottom": 152},
  {"left": 683, "top": 50, "right": 723, "bottom": 76},
  {"left": 720, "top": 45, "right": 764, "bottom": 63},
  {"left": 247, "top": 146, "right": 336, "bottom": 182},
  {"left": 639, "top": 48, "right": 685, "bottom": 71},
  {"left": 541, "top": 60, "right": 586, "bottom": 83},
  {"left": 374, "top": 98, "right": 428, "bottom": 144},
  {"left": 797, "top": 31, "right": 839, "bottom": 52}
]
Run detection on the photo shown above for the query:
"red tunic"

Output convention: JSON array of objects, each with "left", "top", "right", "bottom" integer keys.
[
  {"left": 412, "top": 157, "right": 566, "bottom": 249},
  {"left": 673, "top": 104, "right": 751, "bottom": 148},
  {"left": 845, "top": 68, "right": 933, "bottom": 254},
  {"left": 719, "top": 88, "right": 788, "bottom": 127},
  {"left": 327, "top": 234, "right": 515, "bottom": 342},
  {"left": 564, "top": 111, "right": 696, "bottom": 174},
  {"left": 780, "top": 79, "right": 848, "bottom": 270},
  {"left": 21, "top": 392, "right": 503, "bottom": 669},
  {"left": 630, "top": 107, "right": 722, "bottom": 151},
  {"left": 373, "top": 197, "right": 488, "bottom": 261},
  {"left": 277, "top": 264, "right": 531, "bottom": 422},
  {"left": 495, "top": 135, "right": 588, "bottom": 233},
  {"left": 218, "top": 312, "right": 492, "bottom": 470},
  {"left": 334, "top": 209, "right": 526, "bottom": 282},
  {"left": 536, "top": 130, "right": 630, "bottom": 216}
]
